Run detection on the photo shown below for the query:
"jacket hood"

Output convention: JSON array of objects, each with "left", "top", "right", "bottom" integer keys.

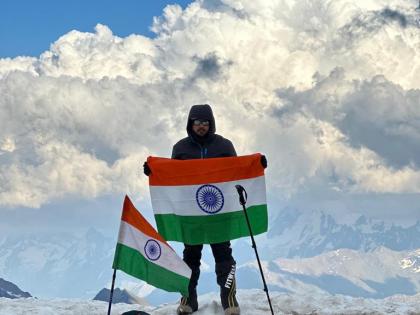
[{"left": 186, "top": 104, "right": 216, "bottom": 136}]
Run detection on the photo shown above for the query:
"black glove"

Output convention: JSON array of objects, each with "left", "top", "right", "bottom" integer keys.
[
  {"left": 143, "top": 161, "right": 151, "bottom": 176},
  {"left": 260, "top": 155, "right": 267, "bottom": 169}
]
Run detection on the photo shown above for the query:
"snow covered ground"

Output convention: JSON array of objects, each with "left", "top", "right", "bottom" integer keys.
[{"left": 1, "top": 290, "right": 419, "bottom": 315}]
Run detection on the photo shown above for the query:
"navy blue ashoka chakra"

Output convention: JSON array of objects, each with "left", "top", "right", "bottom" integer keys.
[
  {"left": 144, "top": 239, "right": 161, "bottom": 261},
  {"left": 196, "top": 184, "right": 224, "bottom": 214}
]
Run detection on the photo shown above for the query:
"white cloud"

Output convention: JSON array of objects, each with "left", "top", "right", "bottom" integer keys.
[
  {"left": 0, "top": 141, "right": 151, "bottom": 208},
  {"left": 0, "top": 0, "right": 419, "bottom": 207},
  {"left": 271, "top": 69, "right": 420, "bottom": 194},
  {"left": 0, "top": 137, "right": 15, "bottom": 153}
]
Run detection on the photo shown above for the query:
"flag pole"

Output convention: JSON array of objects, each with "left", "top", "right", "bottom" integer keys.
[
  {"left": 107, "top": 268, "right": 117, "bottom": 315},
  {"left": 235, "top": 185, "right": 274, "bottom": 315}
]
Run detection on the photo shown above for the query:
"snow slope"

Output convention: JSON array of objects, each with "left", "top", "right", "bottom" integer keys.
[{"left": 0, "top": 290, "right": 419, "bottom": 315}]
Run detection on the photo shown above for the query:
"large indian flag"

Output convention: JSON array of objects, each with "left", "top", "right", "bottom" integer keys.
[
  {"left": 147, "top": 153, "right": 268, "bottom": 245},
  {"left": 112, "top": 196, "right": 191, "bottom": 296}
]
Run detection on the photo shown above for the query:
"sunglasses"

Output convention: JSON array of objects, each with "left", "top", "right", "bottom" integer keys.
[{"left": 192, "top": 119, "right": 210, "bottom": 126}]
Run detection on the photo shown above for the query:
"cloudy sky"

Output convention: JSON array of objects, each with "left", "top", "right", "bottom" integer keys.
[{"left": 1, "top": 0, "right": 419, "bottom": 238}]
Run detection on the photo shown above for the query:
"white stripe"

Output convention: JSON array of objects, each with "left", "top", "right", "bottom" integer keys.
[
  {"left": 150, "top": 176, "right": 266, "bottom": 216},
  {"left": 118, "top": 221, "right": 191, "bottom": 279}
]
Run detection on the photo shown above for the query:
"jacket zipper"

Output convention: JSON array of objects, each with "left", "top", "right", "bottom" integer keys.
[
  {"left": 200, "top": 145, "right": 208, "bottom": 158},
  {"left": 190, "top": 136, "right": 207, "bottom": 159}
]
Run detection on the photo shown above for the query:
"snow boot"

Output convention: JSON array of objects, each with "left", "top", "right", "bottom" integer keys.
[
  {"left": 220, "top": 279, "right": 240, "bottom": 315},
  {"left": 178, "top": 244, "right": 201, "bottom": 314},
  {"left": 176, "top": 290, "right": 198, "bottom": 314},
  {"left": 217, "top": 262, "right": 240, "bottom": 315}
]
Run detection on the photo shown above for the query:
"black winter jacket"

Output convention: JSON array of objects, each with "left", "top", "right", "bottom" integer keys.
[{"left": 171, "top": 104, "right": 237, "bottom": 160}]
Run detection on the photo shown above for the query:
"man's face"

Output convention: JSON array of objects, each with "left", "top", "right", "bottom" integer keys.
[{"left": 192, "top": 119, "right": 210, "bottom": 137}]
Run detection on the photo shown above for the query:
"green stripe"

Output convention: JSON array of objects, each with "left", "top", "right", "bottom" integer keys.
[
  {"left": 154, "top": 204, "right": 268, "bottom": 245},
  {"left": 112, "top": 243, "right": 190, "bottom": 296}
]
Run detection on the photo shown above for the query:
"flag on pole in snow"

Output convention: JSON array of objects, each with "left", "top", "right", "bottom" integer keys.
[
  {"left": 112, "top": 196, "right": 191, "bottom": 296},
  {"left": 147, "top": 153, "right": 268, "bottom": 245}
]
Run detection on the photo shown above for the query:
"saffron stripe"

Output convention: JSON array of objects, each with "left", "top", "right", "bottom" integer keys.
[
  {"left": 121, "top": 195, "right": 167, "bottom": 244},
  {"left": 154, "top": 205, "right": 268, "bottom": 245},
  {"left": 148, "top": 153, "right": 264, "bottom": 186},
  {"left": 113, "top": 243, "right": 190, "bottom": 296}
]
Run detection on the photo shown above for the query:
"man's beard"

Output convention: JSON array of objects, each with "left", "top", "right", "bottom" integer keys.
[{"left": 195, "top": 128, "right": 208, "bottom": 136}]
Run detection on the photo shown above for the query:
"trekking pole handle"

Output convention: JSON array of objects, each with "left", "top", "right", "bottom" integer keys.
[{"left": 235, "top": 185, "right": 248, "bottom": 206}]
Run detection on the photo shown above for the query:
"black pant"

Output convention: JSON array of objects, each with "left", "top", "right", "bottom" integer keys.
[{"left": 183, "top": 241, "right": 236, "bottom": 296}]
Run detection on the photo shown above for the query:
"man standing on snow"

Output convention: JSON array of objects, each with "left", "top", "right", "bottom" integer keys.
[
  {"left": 170, "top": 104, "right": 239, "bottom": 315},
  {"left": 143, "top": 104, "right": 267, "bottom": 315},
  {"left": 144, "top": 104, "right": 239, "bottom": 315}
]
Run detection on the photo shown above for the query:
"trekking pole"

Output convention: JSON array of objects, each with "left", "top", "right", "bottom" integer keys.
[
  {"left": 107, "top": 268, "right": 117, "bottom": 315},
  {"left": 235, "top": 185, "right": 274, "bottom": 315}
]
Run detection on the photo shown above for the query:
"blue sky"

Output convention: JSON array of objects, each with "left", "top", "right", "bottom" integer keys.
[{"left": 0, "top": 0, "right": 192, "bottom": 57}]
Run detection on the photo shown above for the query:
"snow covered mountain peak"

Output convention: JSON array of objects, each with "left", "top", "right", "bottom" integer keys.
[
  {"left": 265, "top": 206, "right": 420, "bottom": 258},
  {"left": 0, "top": 278, "right": 31, "bottom": 299},
  {"left": 0, "top": 208, "right": 419, "bottom": 302}
]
